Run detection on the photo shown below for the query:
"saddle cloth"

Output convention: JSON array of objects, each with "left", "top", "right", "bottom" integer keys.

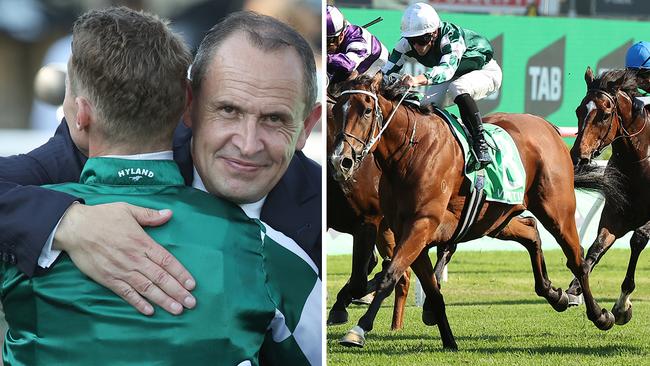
[{"left": 434, "top": 108, "right": 526, "bottom": 205}]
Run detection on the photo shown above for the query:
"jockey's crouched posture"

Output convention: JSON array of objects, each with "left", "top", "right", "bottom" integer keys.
[
  {"left": 326, "top": 5, "right": 389, "bottom": 84},
  {"left": 382, "top": 2, "right": 502, "bottom": 168}
]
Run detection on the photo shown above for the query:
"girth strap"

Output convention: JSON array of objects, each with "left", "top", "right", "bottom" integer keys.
[{"left": 452, "top": 171, "right": 486, "bottom": 243}]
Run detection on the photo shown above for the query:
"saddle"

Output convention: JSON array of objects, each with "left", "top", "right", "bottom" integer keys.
[{"left": 432, "top": 107, "right": 527, "bottom": 241}]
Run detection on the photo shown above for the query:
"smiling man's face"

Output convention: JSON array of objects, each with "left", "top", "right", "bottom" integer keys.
[{"left": 189, "top": 31, "right": 317, "bottom": 204}]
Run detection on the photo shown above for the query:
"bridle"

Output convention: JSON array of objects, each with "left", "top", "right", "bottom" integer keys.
[
  {"left": 336, "top": 87, "right": 411, "bottom": 165},
  {"left": 584, "top": 88, "right": 647, "bottom": 157}
]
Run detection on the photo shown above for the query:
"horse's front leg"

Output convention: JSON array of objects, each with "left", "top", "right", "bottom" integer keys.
[
  {"left": 349, "top": 221, "right": 380, "bottom": 298},
  {"left": 552, "top": 220, "right": 615, "bottom": 330},
  {"left": 612, "top": 221, "right": 650, "bottom": 325},
  {"left": 339, "top": 217, "right": 436, "bottom": 348},
  {"left": 411, "top": 248, "right": 457, "bottom": 350},
  {"left": 417, "top": 242, "right": 457, "bottom": 327},
  {"left": 328, "top": 221, "right": 379, "bottom": 325},
  {"left": 566, "top": 207, "right": 627, "bottom": 303},
  {"left": 374, "top": 223, "right": 410, "bottom": 331},
  {"left": 392, "top": 268, "right": 410, "bottom": 331},
  {"left": 434, "top": 243, "right": 456, "bottom": 287},
  {"left": 327, "top": 281, "right": 355, "bottom": 326}
]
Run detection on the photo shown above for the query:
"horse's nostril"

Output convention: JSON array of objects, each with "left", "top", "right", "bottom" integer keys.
[{"left": 341, "top": 157, "right": 353, "bottom": 171}]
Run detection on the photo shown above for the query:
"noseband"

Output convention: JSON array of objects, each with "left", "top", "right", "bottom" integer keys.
[
  {"left": 585, "top": 88, "right": 647, "bottom": 156},
  {"left": 337, "top": 89, "right": 384, "bottom": 164},
  {"left": 336, "top": 87, "right": 411, "bottom": 165},
  {"left": 584, "top": 89, "right": 618, "bottom": 157}
]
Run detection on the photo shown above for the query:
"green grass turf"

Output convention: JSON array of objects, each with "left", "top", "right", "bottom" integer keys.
[{"left": 327, "top": 249, "right": 650, "bottom": 365}]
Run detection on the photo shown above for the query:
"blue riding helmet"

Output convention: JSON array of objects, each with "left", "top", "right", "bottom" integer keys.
[{"left": 625, "top": 41, "right": 650, "bottom": 69}]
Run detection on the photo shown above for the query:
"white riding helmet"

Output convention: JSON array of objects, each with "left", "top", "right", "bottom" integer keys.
[
  {"left": 400, "top": 2, "right": 440, "bottom": 38},
  {"left": 327, "top": 5, "right": 347, "bottom": 37}
]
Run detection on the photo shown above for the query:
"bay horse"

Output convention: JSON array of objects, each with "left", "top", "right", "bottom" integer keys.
[
  {"left": 327, "top": 94, "right": 411, "bottom": 330},
  {"left": 568, "top": 67, "right": 648, "bottom": 325},
  {"left": 330, "top": 72, "right": 615, "bottom": 350}
]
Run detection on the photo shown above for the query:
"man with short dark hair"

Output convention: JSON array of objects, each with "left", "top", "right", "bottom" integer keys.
[
  {"left": 186, "top": 12, "right": 322, "bottom": 365},
  {"left": 0, "top": 7, "right": 321, "bottom": 366}
]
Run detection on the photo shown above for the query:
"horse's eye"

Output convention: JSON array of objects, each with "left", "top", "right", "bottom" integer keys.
[{"left": 364, "top": 107, "right": 372, "bottom": 115}]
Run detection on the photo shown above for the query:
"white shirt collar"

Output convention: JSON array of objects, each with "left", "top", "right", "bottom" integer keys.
[
  {"left": 192, "top": 167, "right": 266, "bottom": 219},
  {"left": 102, "top": 151, "right": 174, "bottom": 160}
]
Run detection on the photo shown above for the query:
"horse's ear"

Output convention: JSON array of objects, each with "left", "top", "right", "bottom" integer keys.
[
  {"left": 585, "top": 66, "right": 595, "bottom": 87},
  {"left": 371, "top": 72, "right": 383, "bottom": 92},
  {"left": 615, "top": 90, "right": 633, "bottom": 121}
]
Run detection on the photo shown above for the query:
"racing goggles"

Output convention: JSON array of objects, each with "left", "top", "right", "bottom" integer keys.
[{"left": 406, "top": 33, "right": 435, "bottom": 46}]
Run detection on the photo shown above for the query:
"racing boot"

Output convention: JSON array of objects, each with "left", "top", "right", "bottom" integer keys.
[{"left": 454, "top": 93, "right": 492, "bottom": 169}]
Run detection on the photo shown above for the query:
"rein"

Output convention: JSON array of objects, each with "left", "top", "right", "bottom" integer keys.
[
  {"left": 587, "top": 88, "right": 649, "bottom": 162},
  {"left": 589, "top": 89, "right": 648, "bottom": 140},
  {"left": 338, "top": 87, "right": 412, "bottom": 162}
]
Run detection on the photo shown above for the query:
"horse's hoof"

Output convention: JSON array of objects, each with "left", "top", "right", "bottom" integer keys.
[
  {"left": 567, "top": 293, "right": 583, "bottom": 307},
  {"left": 327, "top": 310, "right": 349, "bottom": 326},
  {"left": 551, "top": 290, "right": 569, "bottom": 312},
  {"left": 422, "top": 310, "right": 438, "bottom": 326},
  {"left": 351, "top": 292, "right": 375, "bottom": 306},
  {"left": 594, "top": 309, "right": 615, "bottom": 331},
  {"left": 339, "top": 326, "right": 366, "bottom": 348},
  {"left": 612, "top": 304, "right": 633, "bottom": 326}
]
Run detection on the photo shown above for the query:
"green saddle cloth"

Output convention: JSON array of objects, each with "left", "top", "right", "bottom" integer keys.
[{"left": 435, "top": 109, "right": 526, "bottom": 204}]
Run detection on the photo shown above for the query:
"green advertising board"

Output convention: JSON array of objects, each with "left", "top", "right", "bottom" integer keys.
[{"left": 342, "top": 8, "right": 650, "bottom": 131}]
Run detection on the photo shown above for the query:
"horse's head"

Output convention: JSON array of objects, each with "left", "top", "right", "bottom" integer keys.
[
  {"left": 329, "top": 72, "right": 384, "bottom": 181},
  {"left": 571, "top": 67, "right": 640, "bottom": 166}
]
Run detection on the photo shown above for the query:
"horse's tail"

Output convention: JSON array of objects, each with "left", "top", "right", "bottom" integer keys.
[{"left": 573, "top": 163, "right": 628, "bottom": 214}]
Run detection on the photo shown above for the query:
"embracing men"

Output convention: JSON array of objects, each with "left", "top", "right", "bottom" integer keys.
[{"left": 0, "top": 6, "right": 321, "bottom": 366}]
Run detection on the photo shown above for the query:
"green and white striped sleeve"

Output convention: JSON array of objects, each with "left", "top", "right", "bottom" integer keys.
[
  {"left": 425, "top": 26, "right": 466, "bottom": 85},
  {"left": 258, "top": 222, "right": 321, "bottom": 366},
  {"left": 381, "top": 38, "right": 411, "bottom": 76}
]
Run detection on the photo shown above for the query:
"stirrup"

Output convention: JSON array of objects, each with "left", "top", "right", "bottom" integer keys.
[{"left": 474, "top": 144, "right": 492, "bottom": 167}]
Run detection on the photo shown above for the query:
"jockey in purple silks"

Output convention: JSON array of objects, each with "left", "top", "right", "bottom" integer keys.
[{"left": 326, "top": 5, "right": 388, "bottom": 84}]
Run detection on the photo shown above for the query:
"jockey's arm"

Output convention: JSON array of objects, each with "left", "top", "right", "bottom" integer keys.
[
  {"left": 401, "top": 74, "right": 428, "bottom": 87},
  {"left": 423, "top": 28, "right": 466, "bottom": 85},
  {"left": 327, "top": 46, "right": 367, "bottom": 78},
  {"left": 382, "top": 40, "right": 408, "bottom": 77}
]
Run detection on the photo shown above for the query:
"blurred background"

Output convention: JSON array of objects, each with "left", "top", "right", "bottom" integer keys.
[
  {"left": 334, "top": 0, "right": 650, "bottom": 18},
  {"left": 330, "top": 0, "right": 650, "bottom": 137},
  {"left": 327, "top": 0, "right": 650, "bottom": 254},
  {"left": 0, "top": 0, "right": 323, "bottom": 162}
]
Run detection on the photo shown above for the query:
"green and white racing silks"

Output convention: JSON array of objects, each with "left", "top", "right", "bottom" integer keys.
[
  {"left": 383, "top": 21, "right": 493, "bottom": 84},
  {"left": 255, "top": 220, "right": 321, "bottom": 366},
  {"left": 1, "top": 157, "right": 321, "bottom": 366}
]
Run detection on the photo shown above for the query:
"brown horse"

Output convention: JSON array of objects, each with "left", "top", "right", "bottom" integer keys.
[
  {"left": 327, "top": 95, "right": 411, "bottom": 331},
  {"left": 330, "top": 73, "right": 615, "bottom": 350},
  {"left": 568, "top": 67, "right": 648, "bottom": 325}
]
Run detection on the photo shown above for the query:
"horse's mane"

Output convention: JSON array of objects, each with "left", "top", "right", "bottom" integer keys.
[
  {"left": 590, "top": 69, "right": 642, "bottom": 98},
  {"left": 332, "top": 74, "right": 435, "bottom": 115}
]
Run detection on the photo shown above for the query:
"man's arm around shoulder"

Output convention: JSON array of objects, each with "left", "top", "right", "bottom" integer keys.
[{"left": 0, "top": 120, "right": 85, "bottom": 276}]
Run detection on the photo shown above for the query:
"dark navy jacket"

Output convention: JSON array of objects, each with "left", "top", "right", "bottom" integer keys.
[{"left": 0, "top": 120, "right": 321, "bottom": 276}]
